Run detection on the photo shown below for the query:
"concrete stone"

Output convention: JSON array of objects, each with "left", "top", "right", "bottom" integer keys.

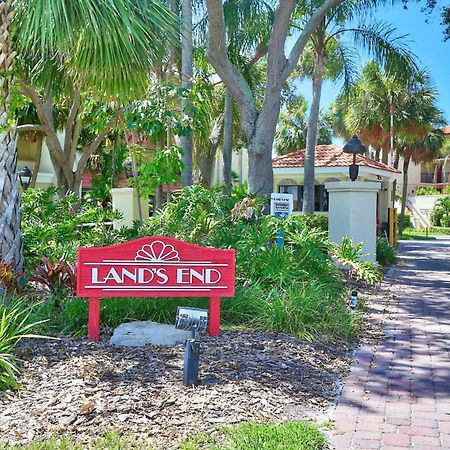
[{"left": 110, "top": 321, "right": 191, "bottom": 347}]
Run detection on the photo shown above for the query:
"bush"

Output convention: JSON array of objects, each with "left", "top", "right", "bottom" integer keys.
[
  {"left": 332, "top": 237, "right": 381, "bottom": 284},
  {"left": 398, "top": 212, "right": 411, "bottom": 229},
  {"left": 295, "top": 214, "right": 328, "bottom": 231},
  {"left": 23, "top": 186, "right": 377, "bottom": 341},
  {"left": 376, "top": 237, "right": 397, "bottom": 266},
  {"left": 22, "top": 187, "right": 121, "bottom": 269},
  {"left": 0, "top": 299, "right": 46, "bottom": 390},
  {"left": 429, "top": 226, "right": 450, "bottom": 235},
  {"left": 415, "top": 186, "right": 440, "bottom": 196},
  {"left": 430, "top": 196, "right": 450, "bottom": 227}
]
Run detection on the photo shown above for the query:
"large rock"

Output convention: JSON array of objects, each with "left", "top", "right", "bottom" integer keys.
[{"left": 110, "top": 321, "right": 191, "bottom": 347}]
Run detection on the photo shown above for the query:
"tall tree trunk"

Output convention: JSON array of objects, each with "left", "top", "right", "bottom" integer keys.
[
  {"left": 29, "top": 133, "right": 44, "bottom": 188},
  {"left": 168, "top": 0, "right": 179, "bottom": 79},
  {"left": 399, "top": 153, "right": 411, "bottom": 234},
  {"left": 389, "top": 104, "right": 395, "bottom": 165},
  {"left": 197, "top": 149, "right": 216, "bottom": 188},
  {"left": 180, "top": 0, "right": 193, "bottom": 186},
  {"left": 391, "top": 149, "right": 400, "bottom": 208},
  {"left": 375, "top": 147, "right": 381, "bottom": 161},
  {"left": 433, "top": 161, "right": 442, "bottom": 184},
  {"left": 155, "top": 185, "right": 163, "bottom": 213},
  {"left": 382, "top": 147, "right": 389, "bottom": 165},
  {"left": 0, "top": 1, "right": 23, "bottom": 270},
  {"left": 248, "top": 144, "right": 273, "bottom": 199},
  {"left": 223, "top": 89, "right": 233, "bottom": 195},
  {"left": 303, "top": 54, "right": 325, "bottom": 215}
]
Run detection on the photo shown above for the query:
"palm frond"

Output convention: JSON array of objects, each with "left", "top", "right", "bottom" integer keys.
[
  {"left": 14, "top": 0, "right": 179, "bottom": 96},
  {"left": 347, "top": 20, "right": 417, "bottom": 78}
]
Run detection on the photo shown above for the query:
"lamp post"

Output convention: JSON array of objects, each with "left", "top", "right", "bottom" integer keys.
[
  {"left": 122, "top": 159, "right": 133, "bottom": 179},
  {"left": 19, "top": 166, "right": 33, "bottom": 190},
  {"left": 343, "top": 135, "right": 367, "bottom": 181}
]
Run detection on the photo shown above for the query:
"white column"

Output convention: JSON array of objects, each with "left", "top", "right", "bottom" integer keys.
[
  {"left": 111, "top": 188, "right": 149, "bottom": 229},
  {"left": 325, "top": 181, "right": 381, "bottom": 263}
]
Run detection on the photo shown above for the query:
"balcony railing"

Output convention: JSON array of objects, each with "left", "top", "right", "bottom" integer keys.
[{"left": 420, "top": 173, "right": 434, "bottom": 183}]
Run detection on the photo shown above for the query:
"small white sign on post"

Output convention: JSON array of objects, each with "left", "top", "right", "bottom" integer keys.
[{"left": 270, "top": 193, "right": 294, "bottom": 220}]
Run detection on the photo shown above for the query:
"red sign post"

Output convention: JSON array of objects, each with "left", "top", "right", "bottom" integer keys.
[{"left": 77, "top": 237, "right": 236, "bottom": 340}]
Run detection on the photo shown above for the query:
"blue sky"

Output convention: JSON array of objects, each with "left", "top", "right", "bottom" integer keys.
[{"left": 298, "top": 2, "right": 450, "bottom": 125}]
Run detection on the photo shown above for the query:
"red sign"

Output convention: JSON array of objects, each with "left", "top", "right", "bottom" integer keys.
[{"left": 77, "top": 237, "right": 236, "bottom": 340}]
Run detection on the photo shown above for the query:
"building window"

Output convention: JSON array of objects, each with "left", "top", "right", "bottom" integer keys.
[
  {"left": 278, "top": 185, "right": 329, "bottom": 212},
  {"left": 278, "top": 185, "right": 303, "bottom": 211}
]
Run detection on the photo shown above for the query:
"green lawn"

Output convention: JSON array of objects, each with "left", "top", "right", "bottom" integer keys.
[
  {"left": 398, "top": 233, "right": 436, "bottom": 241},
  {"left": 0, "top": 423, "right": 328, "bottom": 450}
]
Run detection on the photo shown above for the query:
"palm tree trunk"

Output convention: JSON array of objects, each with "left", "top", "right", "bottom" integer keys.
[
  {"left": 180, "top": 0, "right": 193, "bottom": 186},
  {"left": 155, "top": 185, "right": 163, "bottom": 213},
  {"left": 29, "top": 133, "right": 44, "bottom": 188},
  {"left": 223, "top": 88, "right": 233, "bottom": 195},
  {"left": 381, "top": 147, "right": 389, "bottom": 165},
  {"left": 0, "top": 1, "right": 23, "bottom": 271},
  {"left": 433, "top": 161, "right": 442, "bottom": 184},
  {"left": 303, "top": 54, "right": 325, "bottom": 215},
  {"left": 399, "top": 153, "right": 411, "bottom": 234},
  {"left": 391, "top": 149, "right": 400, "bottom": 208}
]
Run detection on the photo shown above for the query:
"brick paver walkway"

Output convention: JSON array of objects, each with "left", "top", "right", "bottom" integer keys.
[{"left": 331, "top": 238, "right": 450, "bottom": 450}]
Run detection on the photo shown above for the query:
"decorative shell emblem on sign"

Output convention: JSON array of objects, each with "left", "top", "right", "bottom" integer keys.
[{"left": 135, "top": 241, "right": 181, "bottom": 262}]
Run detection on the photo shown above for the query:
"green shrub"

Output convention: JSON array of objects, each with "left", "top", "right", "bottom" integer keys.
[
  {"left": 332, "top": 237, "right": 381, "bottom": 284},
  {"left": 0, "top": 299, "right": 46, "bottom": 390},
  {"left": 429, "top": 226, "right": 450, "bottom": 235},
  {"left": 444, "top": 186, "right": 450, "bottom": 195},
  {"left": 415, "top": 186, "right": 440, "bottom": 196},
  {"left": 23, "top": 186, "right": 376, "bottom": 341},
  {"left": 22, "top": 187, "right": 121, "bottom": 268},
  {"left": 430, "top": 196, "right": 450, "bottom": 227},
  {"left": 294, "top": 214, "right": 328, "bottom": 231},
  {"left": 397, "top": 212, "right": 411, "bottom": 229},
  {"left": 376, "top": 237, "right": 397, "bottom": 266}
]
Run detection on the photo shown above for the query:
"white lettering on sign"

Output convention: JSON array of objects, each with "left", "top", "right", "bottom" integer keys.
[
  {"left": 91, "top": 267, "right": 169, "bottom": 284},
  {"left": 176, "top": 268, "right": 222, "bottom": 285},
  {"left": 91, "top": 267, "right": 222, "bottom": 286}
]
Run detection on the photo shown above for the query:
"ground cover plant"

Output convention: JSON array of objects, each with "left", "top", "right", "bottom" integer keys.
[
  {"left": 14, "top": 186, "right": 380, "bottom": 346},
  {"left": 376, "top": 237, "right": 398, "bottom": 266},
  {"left": 0, "top": 298, "right": 45, "bottom": 390},
  {"left": 0, "top": 422, "right": 327, "bottom": 449}
]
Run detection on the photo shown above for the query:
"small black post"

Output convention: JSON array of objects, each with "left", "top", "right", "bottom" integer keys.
[{"left": 183, "top": 330, "right": 201, "bottom": 386}]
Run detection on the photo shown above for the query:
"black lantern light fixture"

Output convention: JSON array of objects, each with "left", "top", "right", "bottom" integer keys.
[
  {"left": 343, "top": 135, "right": 367, "bottom": 181},
  {"left": 19, "top": 166, "right": 33, "bottom": 190},
  {"left": 122, "top": 159, "right": 133, "bottom": 179}
]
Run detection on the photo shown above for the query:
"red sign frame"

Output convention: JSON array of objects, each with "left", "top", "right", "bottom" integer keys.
[{"left": 77, "top": 237, "right": 236, "bottom": 340}]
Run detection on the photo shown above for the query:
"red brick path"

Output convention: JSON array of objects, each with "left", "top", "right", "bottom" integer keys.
[{"left": 331, "top": 239, "right": 450, "bottom": 449}]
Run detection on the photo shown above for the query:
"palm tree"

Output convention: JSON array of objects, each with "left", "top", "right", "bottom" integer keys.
[
  {"left": 299, "top": 0, "right": 416, "bottom": 214},
  {"left": 397, "top": 78, "right": 446, "bottom": 232},
  {"left": 275, "top": 94, "right": 332, "bottom": 155},
  {"left": 335, "top": 61, "right": 414, "bottom": 164},
  {"left": 334, "top": 63, "right": 444, "bottom": 233},
  {"left": 0, "top": 0, "right": 177, "bottom": 270}
]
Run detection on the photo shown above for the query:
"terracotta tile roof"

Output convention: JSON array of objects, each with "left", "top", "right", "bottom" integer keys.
[
  {"left": 272, "top": 144, "right": 400, "bottom": 173},
  {"left": 442, "top": 125, "right": 450, "bottom": 135},
  {"left": 81, "top": 171, "right": 129, "bottom": 189}
]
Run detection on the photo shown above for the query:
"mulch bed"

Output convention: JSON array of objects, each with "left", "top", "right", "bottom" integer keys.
[{"left": 0, "top": 330, "right": 353, "bottom": 448}]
